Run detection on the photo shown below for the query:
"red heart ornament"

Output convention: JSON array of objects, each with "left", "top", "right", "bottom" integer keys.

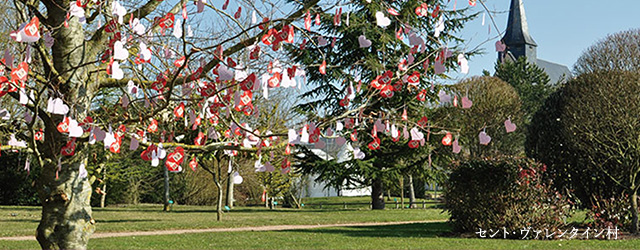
[
  {"left": 319, "top": 60, "right": 327, "bottom": 75},
  {"left": 268, "top": 72, "right": 282, "bottom": 88},
  {"left": 415, "top": 3, "right": 429, "bottom": 17},
  {"left": 249, "top": 46, "right": 260, "bottom": 60},
  {"left": 242, "top": 103, "right": 254, "bottom": 116},
  {"left": 367, "top": 137, "right": 381, "bottom": 150},
  {"left": 189, "top": 157, "right": 198, "bottom": 171},
  {"left": 240, "top": 90, "right": 253, "bottom": 105},
  {"left": 11, "top": 62, "right": 28, "bottom": 82},
  {"left": 241, "top": 73, "right": 256, "bottom": 91},
  {"left": 417, "top": 116, "right": 428, "bottom": 128},
  {"left": 261, "top": 28, "right": 277, "bottom": 45},
  {"left": 147, "top": 119, "right": 158, "bottom": 133},
  {"left": 380, "top": 85, "right": 394, "bottom": 98},
  {"left": 34, "top": 129, "right": 44, "bottom": 141},
  {"left": 442, "top": 132, "right": 452, "bottom": 146},
  {"left": 159, "top": 13, "right": 175, "bottom": 29},
  {"left": 194, "top": 131, "right": 207, "bottom": 146},
  {"left": 174, "top": 103, "right": 185, "bottom": 118},
  {"left": 57, "top": 117, "right": 70, "bottom": 133},
  {"left": 140, "top": 144, "right": 157, "bottom": 161},
  {"left": 379, "top": 71, "right": 393, "bottom": 85},
  {"left": 407, "top": 71, "right": 420, "bottom": 85},
  {"left": 370, "top": 76, "right": 384, "bottom": 90},
  {"left": 24, "top": 17, "right": 40, "bottom": 37},
  {"left": 416, "top": 89, "right": 427, "bottom": 101},
  {"left": 408, "top": 140, "right": 420, "bottom": 148},
  {"left": 165, "top": 147, "right": 185, "bottom": 172},
  {"left": 61, "top": 138, "right": 77, "bottom": 156},
  {"left": 339, "top": 96, "right": 349, "bottom": 107}
]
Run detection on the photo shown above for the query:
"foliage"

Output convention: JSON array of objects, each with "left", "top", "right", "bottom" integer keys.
[
  {"left": 526, "top": 88, "right": 620, "bottom": 208},
  {"left": 587, "top": 194, "right": 640, "bottom": 232},
  {"left": 494, "top": 56, "right": 553, "bottom": 123},
  {"left": 574, "top": 29, "right": 640, "bottom": 75},
  {"left": 431, "top": 76, "right": 524, "bottom": 158},
  {"left": 287, "top": 0, "right": 477, "bottom": 208},
  {"left": 0, "top": 153, "right": 39, "bottom": 205},
  {"left": 443, "top": 157, "right": 572, "bottom": 238},
  {"left": 529, "top": 70, "right": 640, "bottom": 233}
]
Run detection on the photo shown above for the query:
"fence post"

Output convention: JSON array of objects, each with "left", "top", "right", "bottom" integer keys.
[
  {"left": 343, "top": 202, "right": 347, "bottom": 209},
  {"left": 320, "top": 203, "right": 323, "bottom": 209},
  {"left": 422, "top": 200, "right": 426, "bottom": 209},
  {"left": 395, "top": 200, "right": 398, "bottom": 209}
]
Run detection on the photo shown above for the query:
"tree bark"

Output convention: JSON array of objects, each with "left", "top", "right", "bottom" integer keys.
[
  {"left": 371, "top": 177, "right": 385, "bottom": 210},
  {"left": 163, "top": 167, "right": 170, "bottom": 211},
  {"left": 215, "top": 180, "right": 223, "bottom": 221},
  {"left": 225, "top": 171, "right": 234, "bottom": 209},
  {"left": 400, "top": 176, "right": 404, "bottom": 209},
  {"left": 100, "top": 166, "right": 107, "bottom": 208},
  {"left": 632, "top": 191, "right": 639, "bottom": 234},
  {"left": 408, "top": 175, "right": 416, "bottom": 208},
  {"left": 36, "top": 155, "right": 95, "bottom": 250}
]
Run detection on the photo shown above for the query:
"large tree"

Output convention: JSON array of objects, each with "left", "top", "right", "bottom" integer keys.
[
  {"left": 0, "top": 0, "right": 330, "bottom": 248},
  {"left": 529, "top": 71, "right": 640, "bottom": 233},
  {"left": 288, "top": 0, "right": 476, "bottom": 209},
  {"left": 494, "top": 56, "right": 553, "bottom": 123},
  {"left": 574, "top": 29, "right": 640, "bottom": 75},
  {"left": 431, "top": 76, "right": 523, "bottom": 158}
]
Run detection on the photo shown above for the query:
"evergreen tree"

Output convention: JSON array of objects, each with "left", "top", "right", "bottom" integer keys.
[
  {"left": 287, "top": 0, "right": 476, "bottom": 209},
  {"left": 494, "top": 56, "right": 553, "bottom": 123}
]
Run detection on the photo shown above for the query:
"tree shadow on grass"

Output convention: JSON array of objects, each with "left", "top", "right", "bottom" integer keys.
[
  {"left": 0, "top": 219, "right": 39, "bottom": 223},
  {"left": 283, "top": 222, "right": 452, "bottom": 238},
  {"left": 95, "top": 219, "right": 160, "bottom": 223}
]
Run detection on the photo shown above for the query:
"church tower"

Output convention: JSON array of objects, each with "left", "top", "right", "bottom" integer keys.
[{"left": 500, "top": 0, "right": 537, "bottom": 63}]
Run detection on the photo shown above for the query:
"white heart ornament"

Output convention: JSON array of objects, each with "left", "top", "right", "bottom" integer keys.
[
  {"left": 358, "top": 35, "right": 372, "bottom": 48},
  {"left": 410, "top": 127, "right": 424, "bottom": 141},
  {"left": 375, "top": 12, "right": 391, "bottom": 27},
  {"left": 47, "top": 98, "right": 69, "bottom": 115},
  {"left": 111, "top": 61, "right": 124, "bottom": 80},
  {"left": 113, "top": 41, "right": 129, "bottom": 61}
]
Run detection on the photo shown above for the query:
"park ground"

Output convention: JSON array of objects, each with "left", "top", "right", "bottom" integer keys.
[{"left": 1, "top": 197, "right": 639, "bottom": 249}]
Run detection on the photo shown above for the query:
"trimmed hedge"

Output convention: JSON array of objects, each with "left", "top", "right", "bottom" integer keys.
[{"left": 444, "top": 157, "right": 572, "bottom": 238}]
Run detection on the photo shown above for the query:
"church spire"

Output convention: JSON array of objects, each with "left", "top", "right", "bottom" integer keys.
[{"left": 500, "top": 0, "right": 537, "bottom": 62}]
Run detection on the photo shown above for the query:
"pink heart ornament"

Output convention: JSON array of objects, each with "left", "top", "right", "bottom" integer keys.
[
  {"left": 505, "top": 118, "right": 517, "bottom": 133},
  {"left": 479, "top": 131, "right": 491, "bottom": 145}
]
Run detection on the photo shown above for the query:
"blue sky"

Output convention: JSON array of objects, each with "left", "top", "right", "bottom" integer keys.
[{"left": 452, "top": 0, "right": 640, "bottom": 78}]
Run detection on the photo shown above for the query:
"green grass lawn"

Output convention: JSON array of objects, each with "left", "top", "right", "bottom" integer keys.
[
  {"left": 3, "top": 222, "right": 638, "bottom": 249},
  {"left": 0, "top": 198, "right": 633, "bottom": 250},
  {"left": 0, "top": 203, "right": 446, "bottom": 237}
]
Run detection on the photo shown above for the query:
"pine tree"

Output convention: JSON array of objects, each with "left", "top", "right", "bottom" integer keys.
[{"left": 288, "top": 0, "right": 476, "bottom": 209}]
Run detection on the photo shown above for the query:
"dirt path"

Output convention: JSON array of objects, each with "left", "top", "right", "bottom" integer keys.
[{"left": 0, "top": 220, "right": 444, "bottom": 241}]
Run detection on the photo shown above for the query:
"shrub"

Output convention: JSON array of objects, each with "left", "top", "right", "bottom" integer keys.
[
  {"left": 444, "top": 157, "right": 572, "bottom": 238},
  {"left": 587, "top": 194, "right": 640, "bottom": 231}
]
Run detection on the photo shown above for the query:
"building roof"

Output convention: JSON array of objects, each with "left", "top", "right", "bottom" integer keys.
[
  {"left": 536, "top": 59, "right": 572, "bottom": 84},
  {"left": 502, "top": 0, "right": 537, "bottom": 46}
]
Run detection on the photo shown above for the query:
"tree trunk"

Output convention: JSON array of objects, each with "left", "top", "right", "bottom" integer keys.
[
  {"left": 371, "top": 177, "right": 385, "bottom": 210},
  {"left": 36, "top": 156, "right": 95, "bottom": 250},
  {"left": 163, "top": 167, "right": 171, "bottom": 211},
  {"left": 632, "top": 191, "right": 639, "bottom": 234},
  {"left": 225, "top": 172, "right": 234, "bottom": 209},
  {"left": 215, "top": 180, "right": 223, "bottom": 221},
  {"left": 408, "top": 175, "right": 416, "bottom": 208},
  {"left": 100, "top": 167, "right": 107, "bottom": 208},
  {"left": 100, "top": 182, "right": 107, "bottom": 208},
  {"left": 400, "top": 176, "right": 404, "bottom": 209}
]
